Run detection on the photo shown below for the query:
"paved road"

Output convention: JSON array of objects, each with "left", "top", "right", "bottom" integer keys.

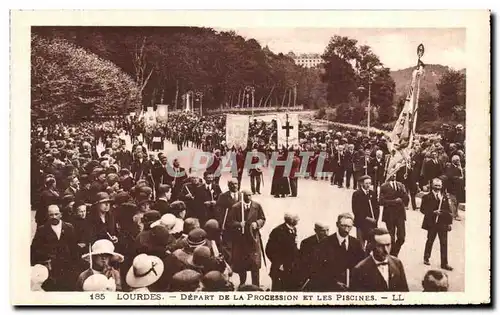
[{"left": 32, "top": 134, "right": 465, "bottom": 291}]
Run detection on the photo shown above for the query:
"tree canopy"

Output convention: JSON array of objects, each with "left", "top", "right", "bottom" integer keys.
[{"left": 31, "top": 34, "right": 142, "bottom": 121}]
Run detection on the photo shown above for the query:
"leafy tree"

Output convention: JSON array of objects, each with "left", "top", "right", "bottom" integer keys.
[
  {"left": 321, "top": 54, "right": 357, "bottom": 104},
  {"left": 31, "top": 35, "right": 141, "bottom": 121},
  {"left": 436, "top": 69, "right": 466, "bottom": 118}
]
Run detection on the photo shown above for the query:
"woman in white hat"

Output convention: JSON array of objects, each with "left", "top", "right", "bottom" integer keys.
[
  {"left": 82, "top": 274, "right": 117, "bottom": 292},
  {"left": 76, "top": 239, "right": 124, "bottom": 291},
  {"left": 126, "top": 254, "right": 164, "bottom": 292}
]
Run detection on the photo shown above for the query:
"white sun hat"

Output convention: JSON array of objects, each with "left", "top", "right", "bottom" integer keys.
[
  {"left": 81, "top": 239, "right": 124, "bottom": 263},
  {"left": 126, "top": 254, "right": 164, "bottom": 289},
  {"left": 150, "top": 213, "right": 176, "bottom": 230},
  {"left": 82, "top": 274, "right": 117, "bottom": 292},
  {"left": 31, "top": 264, "right": 49, "bottom": 285}
]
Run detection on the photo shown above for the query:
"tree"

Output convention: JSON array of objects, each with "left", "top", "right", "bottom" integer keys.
[
  {"left": 31, "top": 35, "right": 141, "bottom": 121},
  {"left": 415, "top": 89, "right": 438, "bottom": 127},
  {"left": 436, "top": 69, "right": 466, "bottom": 118},
  {"left": 321, "top": 54, "right": 357, "bottom": 105}
]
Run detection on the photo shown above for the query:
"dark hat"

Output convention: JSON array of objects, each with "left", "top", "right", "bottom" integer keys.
[
  {"left": 137, "top": 186, "right": 153, "bottom": 196},
  {"left": 169, "top": 201, "right": 187, "bottom": 215},
  {"left": 188, "top": 245, "right": 211, "bottom": 268},
  {"left": 118, "top": 202, "right": 138, "bottom": 213},
  {"left": 203, "top": 219, "right": 219, "bottom": 233},
  {"left": 183, "top": 218, "right": 200, "bottom": 235},
  {"left": 171, "top": 270, "right": 202, "bottom": 291},
  {"left": 119, "top": 168, "right": 131, "bottom": 176},
  {"left": 62, "top": 194, "right": 75, "bottom": 207},
  {"left": 93, "top": 192, "right": 112, "bottom": 205},
  {"left": 187, "top": 228, "right": 207, "bottom": 247},
  {"left": 150, "top": 225, "right": 172, "bottom": 247},
  {"left": 142, "top": 210, "right": 161, "bottom": 228},
  {"left": 358, "top": 175, "right": 372, "bottom": 182},
  {"left": 202, "top": 271, "right": 227, "bottom": 291},
  {"left": 113, "top": 191, "right": 131, "bottom": 205},
  {"left": 137, "top": 198, "right": 153, "bottom": 207},
  {"left": 106, "top": 173, "right": 120, "bottom": 186}
]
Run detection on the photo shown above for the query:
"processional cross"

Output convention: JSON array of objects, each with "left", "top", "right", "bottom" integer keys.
[{"left": 282, "top": 113, "right": 294, "bottom": 149}]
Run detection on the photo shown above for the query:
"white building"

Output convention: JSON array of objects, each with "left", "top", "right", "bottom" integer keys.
[{"left": 288, "top": 52, "right": 323, "bottom": 68}]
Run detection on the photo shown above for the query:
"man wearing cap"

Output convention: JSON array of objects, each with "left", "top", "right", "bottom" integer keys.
[
  {"left": 352, "top": 175, "right": 380, "bottom": 250},
  {"left": 31, "top": 204, "right": 79, "bottom": 291},
  {"left": 265, "top": 213, "right": 300, "bottom": 291},
  {"left": 76, "top": 239, "right": 124, "bottom": 291},
  {"left": 227, "top": 190, "right": 266, "bottom": 286}
]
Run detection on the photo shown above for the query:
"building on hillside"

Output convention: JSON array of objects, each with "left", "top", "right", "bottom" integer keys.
[{"left": 287, "top": 52, "right": 323, "bottom": 68}]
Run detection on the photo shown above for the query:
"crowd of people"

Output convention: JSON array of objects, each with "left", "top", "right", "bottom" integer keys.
[{"left": 30, "top": 111, "right": 464, "bottom": 293}]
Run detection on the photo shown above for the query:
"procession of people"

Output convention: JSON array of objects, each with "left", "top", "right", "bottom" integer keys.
[{"left": 30, "top": 109, "right": 464, "bottom": 293}]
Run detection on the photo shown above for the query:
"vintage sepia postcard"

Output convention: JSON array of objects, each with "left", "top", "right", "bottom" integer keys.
[{"left": 10, "top": 10, "right": 490, "bottom": 306}]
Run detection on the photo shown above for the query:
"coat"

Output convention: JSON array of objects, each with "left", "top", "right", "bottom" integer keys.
[
  {"left": 350, "top": 255, "right": 409, "bottom": 292},
  {"left": 379, "top": 181, "right": 409, "bottom": 224},
  {"left": 352, "top": 189, "right": 380, "bottom": 231},
  {"left": 31, "top": 221, "right": 80, "bottom": 291},
  {"left": 420, "top": 192, "right": 453, "bottom": 231},
  {"left": 423, "top": 159, "right": 444, "bottom": 183},
  {"left": 226, "top": 200, "right": 266, "bottom": 273},
  {"left": 193, "top": 183, "right": 222, "bottom": 224},
  {"left": 311, "top": 234, "right": 365, "bottom": 291},
  {"left": 215, "top": 190, "right": 241, "bottom": 230},
  {"left": 84, "top": 210, "right": 118, "bottom": 244},
  {"left": 265, "top": 223, "right": 300, "bottom": 279},
  {"left": 152, "top": 198, "right": 170, "bottom": 215},
  {"left": 298, "top": 235, "right": 324, "bottom": 286}
]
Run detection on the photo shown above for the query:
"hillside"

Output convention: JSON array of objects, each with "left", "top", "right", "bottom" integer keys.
[{"left": 390, "top": 64, "right": 465, "bottom": 98}]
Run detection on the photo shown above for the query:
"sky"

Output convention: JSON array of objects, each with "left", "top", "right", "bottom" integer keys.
[{"left": 214, "top": 28, "right": 465, "bottom": 71}]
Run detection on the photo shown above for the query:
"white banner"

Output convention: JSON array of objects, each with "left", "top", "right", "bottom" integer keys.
[
  {"left": 276, "top": 113, "right": 299, "bottom": 149},
  {"left": 226, "top": 114, "right": 250, "bottom": 150},
  {"left": 156, "top": 104, "right": 169, "bottom": 123},
  {"left": 145, "top": 107, "right": 156, "bottom": 127}
]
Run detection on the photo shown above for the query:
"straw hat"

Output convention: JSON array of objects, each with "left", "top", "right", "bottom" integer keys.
[
  {"left": 31, "top": 264, "right": 49, "bottom": 285},
  {"left": 82, "top": 274, "right": 117, "bottom": 292},
  {"left": 126, "top": 254, "right": 164, "bottom": 288},
  {"left": 81, "top": 239, "right": 124, "bottom": 262},
  {"left": 150, "top": 213, "right": 176, "bottom": 230}
]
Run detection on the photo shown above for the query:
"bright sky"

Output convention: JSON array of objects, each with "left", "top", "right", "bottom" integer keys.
[{"left": 215, "top": 28, "right": 465, "bottom": 71}]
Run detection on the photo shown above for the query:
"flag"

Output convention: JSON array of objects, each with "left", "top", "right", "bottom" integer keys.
[
  {"left": 386, "top": 64, "right": 425, "bottom": 180},
  {"left": 145, "top": 106, "right": 156, "bottom": 127},
  {"left": 276, "top": 113, "right": 299, "bottom": 149},
  {"left": 156, "top": 104, "right": 169, "bottom": 123},
  {"left": 226, "top": 114, "right": 249, "bottom": 150}
]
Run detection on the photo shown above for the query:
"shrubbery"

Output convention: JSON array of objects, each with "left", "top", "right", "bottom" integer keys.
[{"left": 31, "top": 35, "right": 142, "bottom": 121}]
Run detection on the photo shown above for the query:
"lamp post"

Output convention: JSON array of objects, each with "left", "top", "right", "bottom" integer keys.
[
  {"left": 358, "top": 65, "right": 382, "bottom": 136},
  {"left": 195, "top": 91, "right": 204, "bottom": 116},
  {"left": 245, "top": 85, "right": 255, "bottom": 116}
]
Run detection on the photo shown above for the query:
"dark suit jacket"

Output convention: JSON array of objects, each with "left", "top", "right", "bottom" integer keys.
[
  {"left": 215, "top": 191, "right": 241, "bottom": 230},
  {"left": 352, "top": 189, "right": 380, "bottom": 230},
  {"left": 84, "top": 210, "right": 118, "bottom": 244},
  {"left": 423, "top": 159, "right": 444, "bottom": 183},
  {"left": 379, "top": 181, "right": 409, "bottom": 223},
  {"left": 152, "top": 199, "right": 170, "bottom": 215},
  {"left": 31, "top": 221, "right": 79, "bottom": 266},
  {"left": 350, "top": 255, "right": 409, "bottom": 292},
  {"left": 312, "top": 234, "right": 365, "bottom": 291},
  {"left": 265, "top": 223, "right": 299, "bottom": 277},
  {"left": 420, "top": 192, "right": 453, "bottom": 231},
  {"left": 298, "top": 235, "right": 323, "bottom": 286}
]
